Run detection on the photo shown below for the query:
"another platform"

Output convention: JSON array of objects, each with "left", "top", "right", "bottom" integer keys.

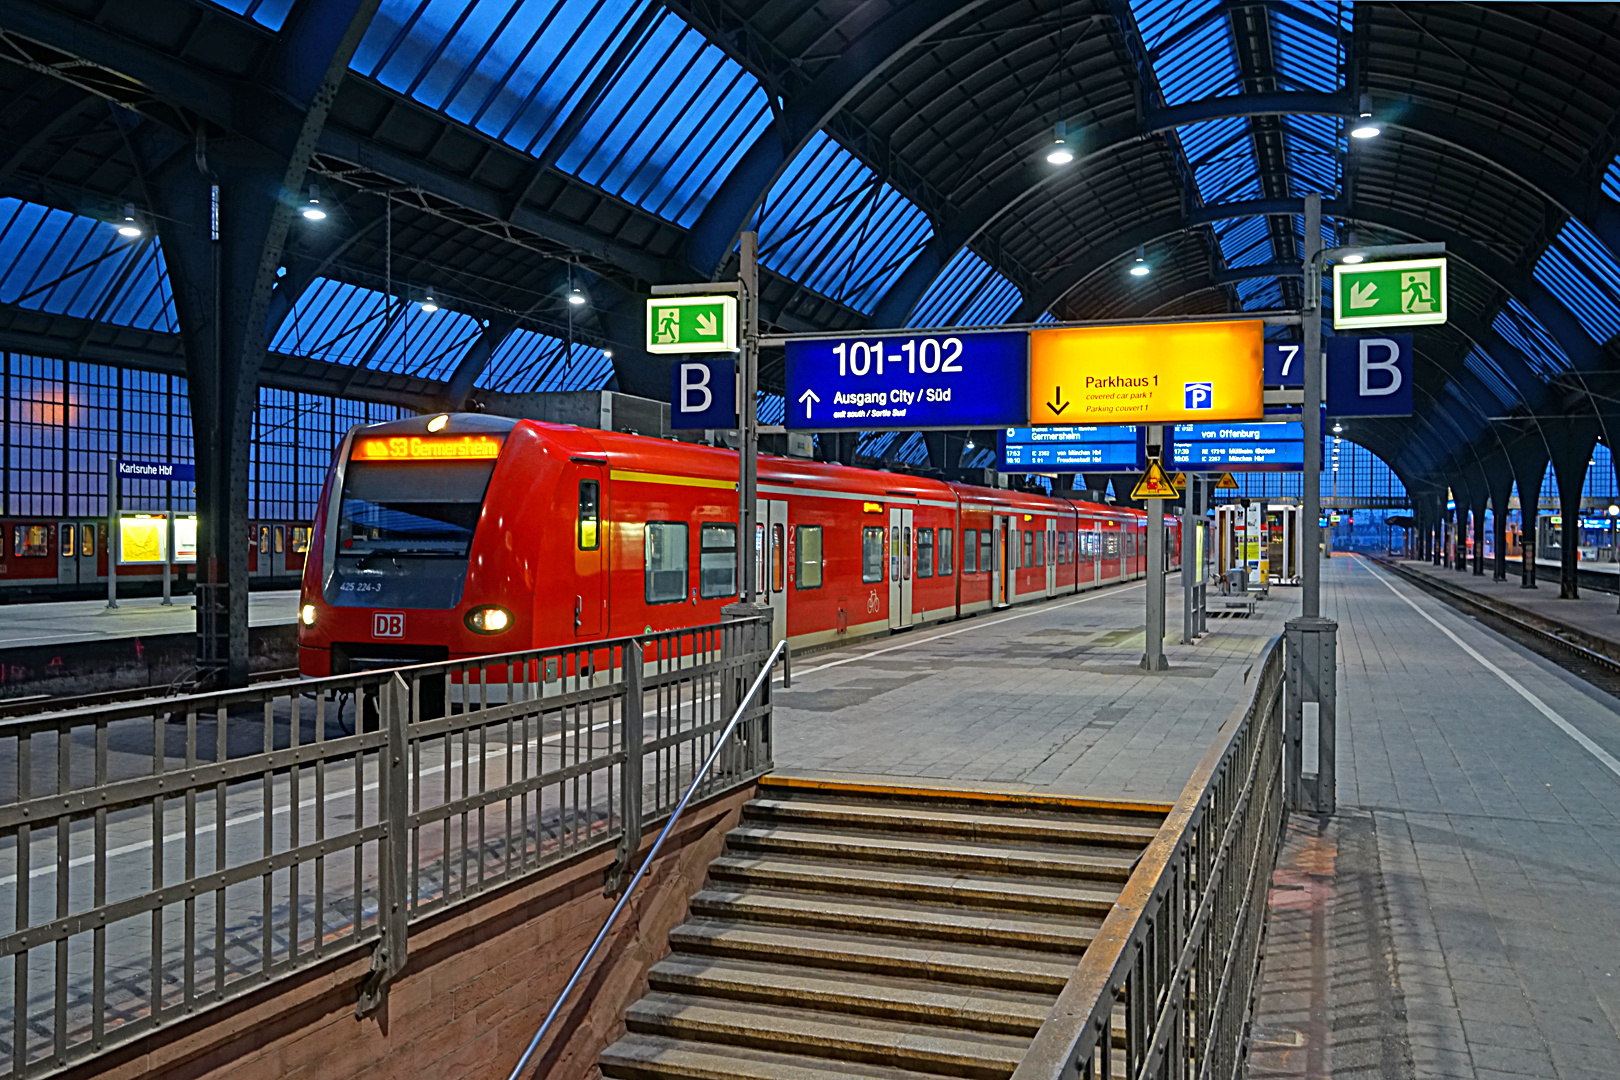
[
  {"left": 0, "top": 590, "right": 298, "bottom": 650},
  {"left": 1393, "top": 558, "right": 1620, "bottom": 658}
]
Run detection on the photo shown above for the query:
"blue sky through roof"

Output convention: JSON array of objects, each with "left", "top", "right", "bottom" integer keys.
[
  {"left": 1493, "top": 299, "right": 1572, "bottom": 376},
  {"left": 1236, "top": 277, "right": 1284, "bottom": 310},
  {"left": 1131, "top": 0, "right": 1241, "bottom": 105},
  {"left": 906, "top": 250, "right": 1021, "bottom": 328},
  {"left": 1462, "top": 346, "right": 1518, "bottom": 411},
  {"left": 476, "top": 327, "right": 612, "bottom": 392},
  {"left": 270, "top": 277, "right": 483, "bottom": 378},
  {"left": 1270, "top": 3, "right": 1348, "bottom": 93},
  {"left": 758, "top": 131, "right": 933, "bottom": 314},
  {"left": 1214, "top": 216, "right": 1272, "bottom": 267},
  {"left": 1534, "top": 218, "right": 1620, "bottom": 343},
  {"left": 0, "top": 198, "right": 177, "bottom": 333}
]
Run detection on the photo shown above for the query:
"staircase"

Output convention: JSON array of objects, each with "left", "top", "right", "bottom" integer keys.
[{"left": 599, "top": 776, "right": 1166, "bottom": 1080}]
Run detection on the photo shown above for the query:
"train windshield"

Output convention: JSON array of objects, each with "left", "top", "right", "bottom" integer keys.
[{"left": 327, "top": 459, "right": 497, "bottom": 608}]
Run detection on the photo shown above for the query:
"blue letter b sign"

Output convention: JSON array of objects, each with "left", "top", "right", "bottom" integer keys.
[{"left": 669, "top": 357, "right": 736, "bottom": 429}]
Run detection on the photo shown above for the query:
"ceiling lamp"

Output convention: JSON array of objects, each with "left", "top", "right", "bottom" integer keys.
[
  {"left": 568, "top": 286, "right": 587, "bottom": 306},
  {"left": 1129, "top": 246, "right": 1150, "bottom": 277},
  {"left": 420, "top": 288, "right": 439, "bottom": 314},
  {"left": 302, "top": 183, "right": 326, "bottom": 221},
  {"left": 1332, "top": 423, "right": 1344, "bottom": 434},
  {"left": 116, "top": 203, "right": 141, "bottom": 238},
  {"left": 1045, "top": 121, "right": 1074, "bottom": 165},
  {"left": 1350, "top": 93, "right": 1381, "bottom": 139}
]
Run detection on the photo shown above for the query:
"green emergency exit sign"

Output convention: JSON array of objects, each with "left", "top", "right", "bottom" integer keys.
[
  {"left": 645, "top": 294, "right": 738, "bottom": 354},
  {"left": 1332, "top": 258, "right": 1447, "bottom": 329}
]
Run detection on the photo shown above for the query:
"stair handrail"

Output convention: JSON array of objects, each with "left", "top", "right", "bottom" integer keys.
[{"left": 506, "top": 637, "right": 790, "bottom": 1080}]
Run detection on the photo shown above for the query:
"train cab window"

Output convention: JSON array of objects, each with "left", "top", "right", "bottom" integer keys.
[
  {"left": 1023, "top": 530, "right": 1034, "bottom": 568},
  {"left": 1035, "top": 530, "right": 1045, "bottom": 568},
  {"left": 13, "top": 525, "right": 48, "bottom": 557},
  {"left": 274, "top": 526, "right": 285, "bottom": 554},
  {"left": 963, "top": 529, "right": 977, "bottom": 573},
  {"left": 61, "top": 523, "right": 75, "bottom": 556},
  {"left": 771, "top": 524, "right": 786, "bottom": 592},
  {"left": 938, "top": 528, "right": 954, "bottom": 576},
  {"left": 795, "top": 525, "right": 823, "bottom": 589},
  {"left": 291, "top": 526, "right": 309, "bottom": 554},
  {"left": 577, "top": 480, "right": 600, "bottom": 550},
  {"left": 699, "top": 523, "right": 736, "bottom": 598},
  {"left": 915, "top": 528, "right": 934, "bottom": 578},
  {"left": 862, "top": 526, "right": 884, "bottom": 583},
  {"left": 644, "top": 522, "right": 688, "bottom": 604},
  {"left": 81, "top": 525, "right": 95, "bottom": 557}
]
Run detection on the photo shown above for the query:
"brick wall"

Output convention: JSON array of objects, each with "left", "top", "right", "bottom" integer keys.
[{"left": 74, "top": 783, "right": 756, "bottom": 1080}]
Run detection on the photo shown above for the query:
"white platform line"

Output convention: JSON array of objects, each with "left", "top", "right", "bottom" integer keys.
[{"left": 1356, "top": 556, "right": 1620, "bottom": 782}]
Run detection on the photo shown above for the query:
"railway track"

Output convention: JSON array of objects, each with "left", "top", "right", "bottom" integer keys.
[{"left": 0, "top": 667, "right": 299, "bottom": 719}]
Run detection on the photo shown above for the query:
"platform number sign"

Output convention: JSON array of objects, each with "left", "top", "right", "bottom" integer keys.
[
  {"left": 670, "top": 357, "right": 737, "bottom": 429},
  {"left": 373, "top": 612, "right": 405, "bottom": 638},
  {"left": 1264, "top": 342, "right": 1303, "bottom": 387}
]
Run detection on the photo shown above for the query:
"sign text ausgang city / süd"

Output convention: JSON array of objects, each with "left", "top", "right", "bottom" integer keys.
[{"left": 1028, "top": 320, "right": 1265, "bottom": 425}]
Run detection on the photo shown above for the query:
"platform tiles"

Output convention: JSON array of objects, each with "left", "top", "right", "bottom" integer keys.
[
  {"left": 1249, "top": 555, "right": 1620, "bottom": 1080},
  {"left": 0, "top": 590, "right": 298, "bottom": 649},
  {"left": 1397, "top": 557, "right": 1620, "bottom": 651},
  {"left": 772, "top": 577, "right": 1295, "bottom": 805}
]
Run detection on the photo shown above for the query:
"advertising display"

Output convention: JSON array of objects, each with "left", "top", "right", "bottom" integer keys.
[
  {"left": 1029, "top": 320, "right": 1264, "bottom": 425},
  {"left": 998, "top": 425, "right": 1142, "bottom": 471},
  {"left": 1170, "top": 421, "right": 1309, "bottom": 471},
  {"left": 174, "top": 514, "right": 198, "bottom": 564},
  {"left": 117, "top": 515, "right": 167, "bottom": 565}
]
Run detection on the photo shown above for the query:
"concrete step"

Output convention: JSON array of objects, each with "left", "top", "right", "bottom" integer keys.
[
  {"left": 667, "top": 919, "right": 1078, "bottom": 993},
  {"left": 625, "top": 992, "right": 1028, "bottom": 1079},
  {"left": 743, "top": 797, "right": 1159, "bottom": 849},
  {"left": 725, "top": 824, "right": 1137, "bottom": 880},
  {"left": 600, "top": 1033, "right": 958, "bottom": 1080},
  {"left": 646, "top": 955, "right": 1053, "bottom": 1036},
  {"left": 688, "top": 886, "right": 1098, "bottom": 951},
  {"left": 706, "top": 855, "right": 1119, "bottom": 916}
]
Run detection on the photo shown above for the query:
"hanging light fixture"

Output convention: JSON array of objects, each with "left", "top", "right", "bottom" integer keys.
[
  {"left": 567, "top": 261, "right": 587, "bottom": 306},
  {"left": 602, "top": 348, "right": 613, "bottom": 358},
  {"left": 1129, "top": 246, "right": 1150, "bottom": 277},
  {"left": 116, "top": 203, "right": 142, "bottom": 238},
  {"left": 302, "top": 183, "right": 327, "bottom": 221},
  {"left": 420, "top": 287, "right": 439, "bottom": 314},
  {"left": 1350, "top": 93, "right": 1381, "bottom": 139},
  {"left": 1339, "top": 228, "right": 1364, "bottom": 264},
  {"left": 1045, "top": 121, "right": 1074, "bottom": 165}
]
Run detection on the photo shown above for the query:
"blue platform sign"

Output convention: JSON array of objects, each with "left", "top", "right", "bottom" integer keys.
[
  {"left": 669, "top": 357, "right": 736, "bottom": 429},
  {"left": 1264, "top": 341, "right": 1304, "bottom": 386},
  {"left": 1326, "top": 334, "right": 1412, "bottom": 417},
  {"left": 784, "top": 329, "right": 1027, "bottom": 431},
  {"left": 117, "top": 460, "right": 195, "bottom": 482},
  {"left": 999, "top": 426, "right": 1143, "bottom": 471},
  {"left": 1170, "top": 422, "right": 1310, "bottom": 472}
]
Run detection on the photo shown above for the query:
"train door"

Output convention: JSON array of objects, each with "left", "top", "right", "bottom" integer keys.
[
  {"left": 57, "top": 523, "right": 76, "bottom": 584},
  {"left": 991, "top": 514, "right": 1012, "bottom": 608},
  {"left": 574, "top": 466, "right": 605, "bottom": 637},
  {"left": 78, "top": 520, "right": 97, "bottom": 582},
  {"left": 1045, "top": 521, "right": 1057, "bottom": 597},
  {"left": 755, "top": 499, "right": 788, "bottom": 647},
  {"left": 888, "top": 507, "right": 913, "bottom": 630}
]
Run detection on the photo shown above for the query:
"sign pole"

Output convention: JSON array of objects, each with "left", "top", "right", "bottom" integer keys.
[
  {"left": 1142, "top": 424, "right": 1169, "bottom": 671},
  {"left": 1301, "top": 193, "right": 1323, "bottom": 619},
  {"left": 106, "top": 459, "right": 118, "bottom": 610},
  {"left": 1182, "top": 475, "right": 1198, "bottom": 644},
  {"left": 739, "top": 230, "right": 759, "bottom": 602},
  {"left": 162, "top": 510, "right": 173, "bottom": 606}
]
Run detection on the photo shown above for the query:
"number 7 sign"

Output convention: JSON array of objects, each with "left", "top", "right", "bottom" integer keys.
[{"left": 1264, "top": 341, "right": 1303, "bottom": 387}]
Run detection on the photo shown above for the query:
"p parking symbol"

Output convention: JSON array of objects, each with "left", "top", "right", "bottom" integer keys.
[{"left": 1184, "top": 382, "right": 1214, "bottom": 410}]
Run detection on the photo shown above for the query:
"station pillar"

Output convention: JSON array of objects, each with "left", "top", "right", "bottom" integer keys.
[
  {"left": 1285, "top": 616, "right": 1337, "bottom": 814},
  {"left": 1141, "top": 426, "right": 1169, "bottom": 672}
]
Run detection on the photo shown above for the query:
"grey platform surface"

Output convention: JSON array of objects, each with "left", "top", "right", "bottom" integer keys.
[
  {"left": 773, "top": 576, "right": 1295, "bottom": 803},
  {"left": 1402, "top": 556, "right": 1620, "bottom": 648},
  {"left": 1250, "top": 554, "right": 1620, "bottom": 1080},
  {"left": 0, "top": 590, "right": 298, "bottom": 649}
]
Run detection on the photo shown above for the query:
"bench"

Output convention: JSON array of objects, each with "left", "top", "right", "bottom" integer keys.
[{"left": 1212, "top": 597, "right": 1257, "bottom": 617}]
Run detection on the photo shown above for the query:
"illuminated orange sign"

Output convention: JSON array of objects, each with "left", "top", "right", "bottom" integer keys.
[
  {"left": 353, "top": 435, "right": 504, "bottom": 461},
  {"left": 1029, "top": 320, "right": 1264, "bottom": 425}
]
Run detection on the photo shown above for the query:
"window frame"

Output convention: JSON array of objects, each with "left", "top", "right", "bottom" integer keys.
[
  {"left": 577, "top": 479, "right": 601, "bottom": 551},
  {"left": 643, "top": 520, "right": 690, "bottom": 605},
  {"left": 938, "top": 527, "right": 954, "bottom": 576},
  {"left": 915, "top": 526, "right": 934, "bottom": 579},
  {"left": 795, "top": 524, "right": 824, "bottom": 590},
  {"left": 699, "top": 522, "right": 738, "bottom": 599},
  {"left": 963, "top": 527, "right": 977, "bottom": 573},
  {"left": 862, "top": 525, "right": 885, "bottom": 583}
]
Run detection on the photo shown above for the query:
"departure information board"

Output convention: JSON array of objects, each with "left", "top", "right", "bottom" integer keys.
[
  {"left": 1170, "top": 421, "right": 1308, "bottom": 471},
  {"left": 999, "top": 426, "right": 1143, "bottom": 471}
]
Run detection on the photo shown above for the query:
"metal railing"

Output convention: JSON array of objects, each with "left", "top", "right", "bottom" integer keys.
[
  {"left": 508, "top": 635, "right": 789, "bottom": 1080},
  {"left": 0, "top": 615, "right": 776, "bottom": 1079},
  {"left": 1014, "top": 634, "right": 1286, "bottom": 1080}
]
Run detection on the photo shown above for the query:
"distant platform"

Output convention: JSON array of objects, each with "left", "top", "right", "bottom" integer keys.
[
  {"left": 0, "top": 590, "right": 298, "bottom": 651},
  {"left": 1397, "top": 557, "right": 1620, "bottom": 655}
]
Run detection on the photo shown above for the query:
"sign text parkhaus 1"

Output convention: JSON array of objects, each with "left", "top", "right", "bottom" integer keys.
[
  {"left": 644, "top": 295, "right": 738, "bottom": 354},
  {"left": 1332, "top": 258, "right": 1447, "bottom": 330}
]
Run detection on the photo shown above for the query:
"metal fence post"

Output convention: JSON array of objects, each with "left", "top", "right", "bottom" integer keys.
[
  {"left": 1284, "top": 617, "right": 1337, "bottom": 813},
  {"left": 357, "top": 672, "right": 410, "bottom": 1016},
  {"left": 608, "top": 641, "right": 644, "bottom": 895}
]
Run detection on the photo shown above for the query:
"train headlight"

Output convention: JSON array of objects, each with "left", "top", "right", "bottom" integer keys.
[
  {"left": 299, "top": 603, "right": 317, "bottom": 626},
  {"left": 465, "top": 605, "right": 512, "bottom": 634}
]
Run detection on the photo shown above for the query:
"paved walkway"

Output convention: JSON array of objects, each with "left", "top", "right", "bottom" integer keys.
[
  {"left": 0, "top": 590, "right": 297, "bottom": 649},
  {"left": 1399, "top": 557, "right": 1620, "bottom": 650},
  {"left": 1250, "top": 555, "right": 1620, "bottom": 1080},
  {"left": 773, "top": 577, "right": 1295, "bottom": 803}
]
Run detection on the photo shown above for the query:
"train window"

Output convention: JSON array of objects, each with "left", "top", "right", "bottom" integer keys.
[
  {"left": 915, "top": 528, "right": 934, "bottom": 579},
  {"left": 902, "top": 527, "right": 911, "bottom": 580},
  {"left": 14, "top": 525, "right": 48, "bottom": 557},
  {"left": 963, "top": 529, "right": 977, "bottom": 573},
  {"left": 274, "top": 526, "right": 285, "bottom": 554},
  {"left": 699, "top": 523, "right": 736, "bottom": 598},
  {"left": 291, "top": 526, "right": 309, "bottom": 554},
  {"left": 938, "top": 528, "right": 954, "bottom": 576},
  {"left": 1105, "top": 532, "right": 1120, "bottom": 558},
  {"left": 980, "top": 531, "right": 991, "bottom": 570},
  {"left": 1023, "top": 530, "right": 1034, "bottom": 568},
  {"left": 795, "top": 525, "right": 823, "bottom": 589},
  {"left": 644, "top": 522, "right": 688, "bottom": 604},
  {"left": 890, "top": 526, "right": 900, "bottom": 580},
  {"left": 61, "top": 523, "right": 75, "bottom": 556},
  {"left": 1034, "top": 530, "right": 1045, "bottom": 568},
  {"left": 862, "top": 526, "right": 884, "bottom": 583},
  {"left": 258, "top": 525, "right": 270, "bottom": 553},
  {"left": 81, "top": 525, "right": 95, "bottom": 557},
  {"left": 577, "top": 480, "right": 600, "bottom": 550},
  {"left": 771, "top": 524, "right": 786, "bottom": 592}
]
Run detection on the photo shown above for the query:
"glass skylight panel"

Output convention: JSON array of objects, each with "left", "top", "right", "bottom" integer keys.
[
  {"left": 1282, "top": 115, "right": 1343, "bottom": 197},
  {"left": 1604, "top": 157, "right": 1620, "bottom": 202},
  {"left": 476, "top": 327, "right": 612, "bottom": 392},
  {"left": 0, "top": 198, "right": 178, "bottom": 333},
  {"left": 1035, "top": 311, "right": 1059, "bottom": 325},
  {"left": 757, "top": 392, "right": 786, "bottom": 426},
  {"left": 367, "top": 305, "right": 483, "bottom": 379},
  {"left": 858, "top": 431, "right": 899, "bottom": 459},
  {"left": 1214, "top": 216, "right": 1273, "bottom": 268},
  {"left": 1236, "top": 277, "right": 1284, "bottom": 310},
  {"left": 1176, "top": 118, "right": 1262, "bottom": 204},
  {"left": 906, "top": 249, "right": 1021, "bottom": 328},
  {"left": 1492, "top": 299, "right": 1572, "bottom": 376},
  {"left": 892, "top": 432, "right": 930, "bottom": 465},
  {"left": 1462, "top": 347, "right": 1518, "bottom": 411},
  {"left": 1269, "top": 4, "right": 1345, "bottom": 93},
  {"left": 1533, "top": 218, "right": 1620, "bottom": 343},
  {"left": 759, "top": 132, "right": 933, "bottom": 314},
  {"left": 207, "top": 0, "right": 294, "bottom": 30},
  {"left": 1130, "top": 0, "right": 1241, "bottom": 105},
  {"left": 271, "top": 278, "right": 389, "bottom": 364}
]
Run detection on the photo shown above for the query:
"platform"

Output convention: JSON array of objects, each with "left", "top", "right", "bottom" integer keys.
[
  {"left": 1393, "top": 558, "right": 1620, "bottom": 656},
  {"left": 1249, "top": 555, "right": 1620, "bottom": 1080},
  {"left": 0, "top": 590, "right": 298, "bottom": 650},
  {"left": 774, "top": 575, "right": 1298, "bottom": 804}
]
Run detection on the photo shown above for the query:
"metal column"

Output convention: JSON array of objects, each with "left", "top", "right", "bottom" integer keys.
[
  {"left": 1301, "top": 194, "right": 1324, "bottom": 619},
  {"left": 1142, "top": 424, "right": 1169, "bottom": 671},
  {"left": 738, "top": 231, "right": 759, "bottom": 603},
  {"left": 1285, "top": 617, "right": 1337, "bottom": 813}
]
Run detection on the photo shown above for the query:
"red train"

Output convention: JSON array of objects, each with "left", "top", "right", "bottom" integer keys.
[{"left": 296, "top": 414, "right": 1178, "bottom": 676}]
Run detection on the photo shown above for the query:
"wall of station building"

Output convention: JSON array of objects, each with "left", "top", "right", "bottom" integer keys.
[{"left": 2, "top": 353, "right": 411, "bottom": 520}]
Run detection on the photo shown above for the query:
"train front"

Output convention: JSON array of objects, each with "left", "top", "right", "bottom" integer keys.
[{"left": 296, "top": 412, "right": 530, "bottom": 676}]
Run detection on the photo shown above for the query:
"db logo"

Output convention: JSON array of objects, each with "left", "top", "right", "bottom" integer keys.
[{"left": 373, "top": 612, "right": 405, "bottom": 638}]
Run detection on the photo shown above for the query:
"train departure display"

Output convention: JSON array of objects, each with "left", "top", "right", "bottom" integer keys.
[
  {"left": 1170, "top": 422, "right": 1308, "bottom": 471},
  {"left": 784, "top": 329, "right": 1027, "bottom": 431},
  {"left": 999, "top": 426, "right": 1143, "bottom": 470},
  {"left": 353, "top": 435, "right": 504, "bottom": 461}
]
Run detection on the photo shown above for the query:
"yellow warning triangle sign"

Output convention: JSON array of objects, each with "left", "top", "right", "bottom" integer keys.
[
  {"left": 1216, "top": 471, "right": 1240, "bottom": 490},
  {"left": 1171, "top": 471, "right": 1187, "bottom": 491},
  {"left": 1131, "top": 459, "right": 1178, "bottom": 500}
]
